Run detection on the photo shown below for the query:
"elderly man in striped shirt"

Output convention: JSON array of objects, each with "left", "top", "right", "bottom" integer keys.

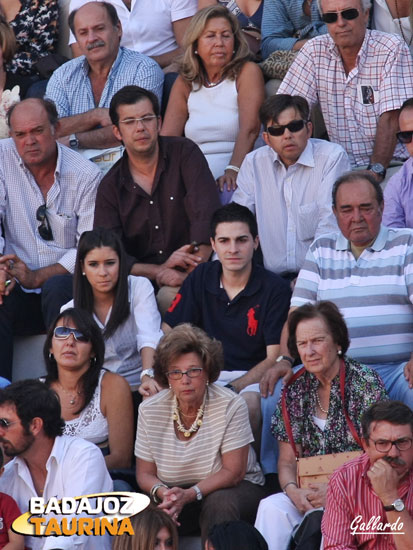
[{"left": 322, "top": 400, "right": 413, "bottom": 549}]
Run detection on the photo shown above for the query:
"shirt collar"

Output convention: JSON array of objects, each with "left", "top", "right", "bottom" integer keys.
[
  {"left": 206, "top": 260, "right": 262, "bottom": 297},
  {"left": 81, "top": 46, "right": 123, "bottom": 77},
  {"left": 327, "top": 28, "right": 370, "bottom": 65},
  {"left": 271, "top": 139, "right": 315, "bottom": 169},
  {"left": 335, "top": 225, "right": 388, "bottom": 251}
]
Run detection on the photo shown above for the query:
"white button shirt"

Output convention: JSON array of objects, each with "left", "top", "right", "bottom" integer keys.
[
  {"left": 232, "top": 139, "right": 350, "bottom": 274},
  {"left": 0, "top": 435, "right": 113, "bottom": 550}
]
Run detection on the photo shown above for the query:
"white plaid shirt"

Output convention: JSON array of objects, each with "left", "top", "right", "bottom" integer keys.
[
  {"left": 45, "top": 47, "right": 164, "bottom": 116},
  {"left": 279, "top": 30, "right": 413, "bottom": 167},
  {"left": 0, "top": 139, "right": 102, "bottom": 283}
]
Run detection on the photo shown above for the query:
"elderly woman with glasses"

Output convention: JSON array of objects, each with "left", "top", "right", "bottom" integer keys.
[
  {"left": 43, "top": 307, "right": 134, "bottom": 470},
  {"left": 136, "top": 324, "right": 265, "bottom": 544}
]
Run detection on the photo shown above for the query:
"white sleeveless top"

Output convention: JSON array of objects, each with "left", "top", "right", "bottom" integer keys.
[
  {"left": 184, "top": 78, "right": 239, "bottom": 180},
  {"left": 63, "top": 371, "right": 109, "bottom": 445}
]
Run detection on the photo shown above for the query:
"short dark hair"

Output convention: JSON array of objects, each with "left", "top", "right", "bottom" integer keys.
[
  {"left": 74, "top": 228, "right": 129, "bottom": 339},
  {"left": 69, "top": 1, "right": 120, "bottom": 36},
  {"left": 44, "top": 308, "right": 105, "bottom": 414},
  {"left": 211, "top": 203, "right": 258, "bottom": 239},
  {"left": 109, "top": 85, "right": 160, "bottom": 126},
  {"left": 153, "top": 324, "right": 224, "bottom": 386},
  {"left": 0, "top": 380, "right": 65, "bottom": 438},
  {"left": 7, "top": 98, "right": 58, "bottom": 129},
  {"left": 259, "top": 94, "right": 310, "bottom": 128},
  {"left": 361, "top": 400, "right": 413, "bottom": 440},
  {"left": 332, "top": 171, "right": 383, "bottom": 208},
  {"left": 287, "top": 301, "right": 350, "bottom": 359},
  {"left": 400, "top": 97, "right": 413, "bottom": 114},
  {"left": 207, "top": 521, "right": 268, "bottom": 550}
]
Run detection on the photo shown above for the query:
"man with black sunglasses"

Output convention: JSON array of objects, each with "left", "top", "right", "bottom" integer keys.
[
  {"left": 383, "top": 98, "right": 413, "bottom": 228},
  {"left": 278, "top": 0, "right": 413, "bottom": 181},
  {"left": 0, "top": 98, "right": 102, "bottom": 382}
]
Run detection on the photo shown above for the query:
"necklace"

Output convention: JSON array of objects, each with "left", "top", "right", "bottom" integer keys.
[
  {"left": 57, "top": 382, "right": 82, "bottom": 406},
  {"left": 395, "top": 0, "right": 413, "bottom": 46},
  {"left": 173, "top": 392, "right": 206, "bottom": 438},
  {"left": 205, "top": 77, "right": 223, "bottom": 88},
  {"left": 315, "top": 389, "right": 329, "bottom": 414}
]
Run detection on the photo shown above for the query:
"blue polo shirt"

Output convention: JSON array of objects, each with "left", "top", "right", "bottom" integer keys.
[{"left": 164, "top": 261, "right": 291, "bottom": 371}]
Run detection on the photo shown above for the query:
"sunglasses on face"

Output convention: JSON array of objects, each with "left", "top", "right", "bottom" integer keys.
[
  {"left": 266, "top": 119, "right": 307, "bottom": 137},
  {"left": 396, "top": 130, "right": 413, "bottom": 144},
  {"left": 36, "top": 204, "right": 54, "bottom": 241},
  {"left": 0, "top": 418, "right": 19, "bottom": 430},
  {"left": 53, "top": 326, "right": 90, "bottom": 343},
  {"left": 321, "top": 8, "right": 360, "bottom": 24}
]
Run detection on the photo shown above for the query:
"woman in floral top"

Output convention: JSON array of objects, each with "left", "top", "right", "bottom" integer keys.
[{"left": 255, "top": 301, "right": 387, "bottom": 550}]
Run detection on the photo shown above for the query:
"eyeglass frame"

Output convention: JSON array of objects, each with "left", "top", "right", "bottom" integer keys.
[
  {"left": 166, "top": 368, "right": 204, "bottom": 380},
  {"left": 396, "top": 130, "right": 413, "bottom": 144},
  {"left": 36, "top": 204, "right": 54, "bottom": 241},
  {"left": 368, "top": 437, "right": 413, "bottom": 453},
  {"left": 266, "top": 119, "right": 309, "bottom": 137},
  {"left": 0, "top": 418, "right": 19, "bottom": 430},
  {"left": 118, "top": 115, "right": 159, "bottom": 127},
  {"left": 321, "top": 8, "right": 360, "bottom": 24},
  {"left": 53, "top": 326, "right": 90, "bottom": 343}
]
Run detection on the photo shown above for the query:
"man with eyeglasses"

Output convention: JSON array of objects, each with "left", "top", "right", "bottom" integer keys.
[
  {"left": 94, "top": 85, "right": 220, "bottom": 314},
  {"left": 383, "top": 98, "right": 413, "bottom": 228},
  {"left": 322, "top": 400, "right": 413, "bottom": 549},
  {"left": 45, "top": 1, "right": 164, "bottom": 174},
  {"left": 278, "top": 0, "right": 413, "bottom": 181},
  {"left": 0, "top": 380, "right": 113, "bottom": 550},
  {"left": 0, "top": 98, "right": 102, "bottom": 382}
]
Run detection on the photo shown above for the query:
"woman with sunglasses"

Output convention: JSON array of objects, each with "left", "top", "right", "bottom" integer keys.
[
  {"left": 136, "top": 324, "right": 265, "bottom": 545},
  {"left": 62, "top": 227, "right": 163, "bottom": 397},
  {"left": 43, "top": 308, "right": 134, "bottom": 470}
]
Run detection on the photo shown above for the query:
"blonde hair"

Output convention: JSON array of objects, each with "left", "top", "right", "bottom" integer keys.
[
  {"left": 112, "top": 507, "right": 178, "bottom": 550},
  {"left": 180, "top": 5, "right": 251, "bottom": 87},
  {"left": 0, "top": 16, "right": 16, "bottom": 64}
]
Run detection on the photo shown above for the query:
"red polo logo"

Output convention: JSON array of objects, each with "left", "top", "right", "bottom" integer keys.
[
  {"left": 247, "top": 306, "right": 259, "bottom": 336},
  {"left": 167, "top": 293, "right": 182, "bottom": 313}
]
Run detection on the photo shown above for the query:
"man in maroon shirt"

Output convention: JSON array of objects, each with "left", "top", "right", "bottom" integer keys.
[
  {"left": 322, "top": 400, "right": 413, "bottom": 550},
  {"left": 94, "top": 85, "right": 221, "bottom": 312}
]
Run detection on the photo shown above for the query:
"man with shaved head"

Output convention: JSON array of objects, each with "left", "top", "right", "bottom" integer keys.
[{"left": 0, "top": 98, "right": 102, "bottom": 381}]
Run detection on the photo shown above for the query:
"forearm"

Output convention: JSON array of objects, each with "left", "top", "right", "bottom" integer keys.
[
  {"left": 140, "top": 347, "right": 156, "bottom": 371},
  {"left": 151, "top": 47, "right": 183, "bottom": 69},
  {"left": 370, "top": 110, "right": 400, "bottom": 168},
  {"left": 231, "top": 353, "right": 279, "bottom": 392},
  {"left": 228, "top": 126, "right": 260, "bottom": 170},
  {"left": 28, "top": 263, "right": 69, "bottom": 289},
  {"left": 76, "top": 126, "right": 122, "bottom": 149},
  {"left": 385, "top": 510, "right": 413, "bottom": 550},
  {"left": 56, "top": 111, "right": 106, "bottom": 138}
]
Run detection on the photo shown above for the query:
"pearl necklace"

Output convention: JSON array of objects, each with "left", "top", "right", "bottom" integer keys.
[
  {"left": 315, "top": 389, "right": 329, "bottom": 414},
  {"left": 57, "top": 382, "right": 82, "bottom": 406},
  {"left": 173, "top": 392, "right": 206, "bottom": 438}
]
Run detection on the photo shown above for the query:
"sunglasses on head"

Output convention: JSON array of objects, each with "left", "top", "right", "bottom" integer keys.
[
  {"left": 396, "top": 130, "right": 413, "bottom": 144},
  {"left": 36, "top": 204, "right": 54, "bottom": 241},
  {"left": 53, "top": 326, "right": 90, "bottom": 343},
  {"left": 266, "top": 119, "right": 307, "bottom": 137},
  {"left": 321, "top": 8, "right": 360, "bottom": 24}
]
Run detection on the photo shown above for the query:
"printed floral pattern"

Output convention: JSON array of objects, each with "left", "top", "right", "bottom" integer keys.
[
  {"left": 0, "top": 85, "right": 20, "bottom": 138},
  {"left": 272, "top": 357, "right": 388, "bottom": 457}
]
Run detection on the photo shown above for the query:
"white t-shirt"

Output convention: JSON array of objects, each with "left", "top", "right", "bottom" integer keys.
[{"left": 68, "top": 0, "right": 197, "bottom": 55}]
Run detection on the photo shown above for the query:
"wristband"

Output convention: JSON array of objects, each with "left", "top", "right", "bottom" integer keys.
[
  {"left": 225, "top": 164, "right": 240, "bottom": 173},
  {"left": 282, "top": 481, "right": 298, "bottom": 494},
  {"left": 275, "top": 355, "right": 294, "bottom": 366},
  {"left": 150, "top": 483, "right": 168, "bottom": 504}
]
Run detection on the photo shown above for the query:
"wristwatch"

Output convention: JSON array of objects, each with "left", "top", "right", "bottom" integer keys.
[
  {"left": 225, "top": 383, "right": 238, "bottom": 393},
  {"left": 367, "top": 162, "right": 386, "bottom": 180},
  {"left": 275, "top": 355, "right": 294, "bottom": 366},
  {"left": 192, "top": 485, "right": 203, "bottom": 501},
  {"left": 69, "top": 134, "right": 79, "bottom": 149},
  {"left": 384, "top": 498, "right": 405, "bottom": 512},
  {"left": 141, "top": 368, "right": 155, "bottom": 379}
]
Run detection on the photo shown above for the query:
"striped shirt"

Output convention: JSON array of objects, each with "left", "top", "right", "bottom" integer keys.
[
  {"left": 0, "top": 139, "right": 102, "bottom": 280},
  {"left": 232, "top": 140, "right": 349, "bottom": 274},
  {"left": 291, "top": 226, "right": 413, "bottom": 364},
  {"left": 322, "top": 452, "right": 413, "bottom": 549},
  {"left": 45, "top": 47, "right": 164, "bottom": 116},
  {"left": 135, "top": 384, "right": 264, "bottom": 487},
  {"left": 278, "top": 30, "right": 413, "bottom": 167}
]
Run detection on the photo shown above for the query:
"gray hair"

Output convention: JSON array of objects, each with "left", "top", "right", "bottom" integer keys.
[{"left": 317, "top": 0, "right": 372, "bottom": 15}]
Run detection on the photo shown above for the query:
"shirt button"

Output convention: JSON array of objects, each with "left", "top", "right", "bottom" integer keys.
[
  {"left": 159, "top": 250, "right": 163, "bottom": 255},
  {"left": 170, "top": 196, "right": 174, "bottom": 200},
  {"left": 149, "top": 200, "right": 154, "bottom": 205},
  {"left": 155, "top": 225, "right": 159, "bottom": 230}
]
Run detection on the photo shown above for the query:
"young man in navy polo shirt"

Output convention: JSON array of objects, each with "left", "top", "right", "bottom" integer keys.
[{"left": 163, "top": 203, "right": 291, "bottom": 438}]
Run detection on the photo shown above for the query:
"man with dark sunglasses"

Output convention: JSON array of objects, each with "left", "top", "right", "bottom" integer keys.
[
  {"left": 0, "top": 98, "right": 102, "bottom": 382},
  {"left": 383, "top": 98, "right": 413, "bottom": 228},
  {"left": 278, "top": 0, "right": 413, "bottom": 181},
  {"left": 322, "top": 400, "right": 413, "bottom": 549}
]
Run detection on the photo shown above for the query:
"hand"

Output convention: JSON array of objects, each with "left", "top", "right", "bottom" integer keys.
[
  {"left": 156, "top": 267, "right": 187, "bottom": 288},
  {"left": 287, "top": 486, "right": 314, "bottom": 514},
  {"left": 404, "top": 359, "right": 413, "bottom": 389},
  {"left": 0, "top": 254, "right": 37, "bottom": 289},
  {"left": 138, "top": 376, "right": 162, "bottom": 399},
  {"left": 163, "top": 244, "right": 203, "bottom": 272},
  {"left": 260, "top": 362, "right": 293, "bottom": 398},
  {"left": 158, "top": 486, "right": 194, "bottom": 524},
  {"left": 216, "top": 169, "right": 238, "bottom": 193},
  {"left": 93, "top": 107, "right": 112, "bottom": 127},
  {"left": 367, "top": 458, "right": 404, "bottom": 504},
  {"left": 0, "top": 262, "right": 16, "bottom": 305},
  {"left": 306, "top": 483, "right": 328, "bottom": 508},
  {"left": 58, "top": 135, "right": 71, "bottom": 147}
]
